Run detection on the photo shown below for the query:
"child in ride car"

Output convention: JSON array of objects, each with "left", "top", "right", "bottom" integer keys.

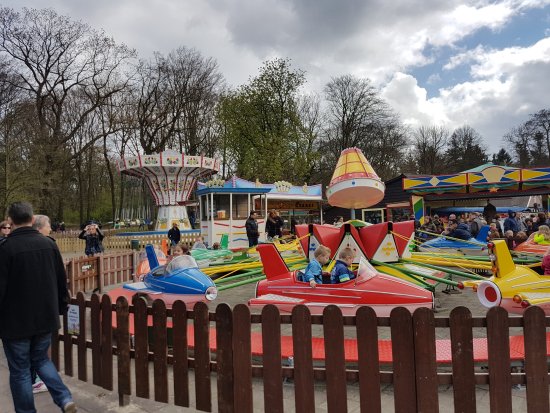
[
  {"left": 331, "top": 247, "right": 356, "bottom": 284},
  {"left": 303, "top": 245, "right": 331, "bottom": 288}
]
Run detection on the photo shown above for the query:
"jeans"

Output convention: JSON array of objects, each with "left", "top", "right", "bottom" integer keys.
[
  {"left": 248, "top": 237, "right": 258, "bottom": 247},
  {"left": 3, "top": 333, "right": 73, "bottom": 413}
]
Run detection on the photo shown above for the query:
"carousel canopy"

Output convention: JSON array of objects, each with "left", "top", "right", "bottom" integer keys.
[{"left": 403, "top": 163, "right": 550, "bottom": 196}]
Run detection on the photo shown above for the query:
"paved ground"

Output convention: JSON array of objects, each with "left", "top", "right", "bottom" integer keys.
[{"left": 0, "top": 251, "right": 533, "bottom": 412}]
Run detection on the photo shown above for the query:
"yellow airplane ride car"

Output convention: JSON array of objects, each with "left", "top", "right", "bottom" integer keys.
[{"left": 464, "top": 239, "right": 548, "bottom": 314}]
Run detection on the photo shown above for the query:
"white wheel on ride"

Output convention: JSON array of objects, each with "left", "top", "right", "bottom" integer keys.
[{"left": 477, "top": 281, "right": 502, "bottom": 308}]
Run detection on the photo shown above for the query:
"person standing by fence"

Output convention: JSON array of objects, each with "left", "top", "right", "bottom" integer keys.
[
  {"left": 0, "top": 202, "right": 77, "bottom": 413},
  {"left": 78, "top": 223, "right": 104, "bottom": 256},
  {"left": 167, "top": 222, "right": 181, "bottom": 247}
]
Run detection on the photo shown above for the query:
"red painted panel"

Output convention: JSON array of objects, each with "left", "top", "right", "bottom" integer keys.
[
  {"left": 392, "top": 221, "right": 415, "bottom": 256},
  {"left": 313, "top": 225, "right": 342, "bottom": 257},
  {"left": 359, "top": 223, "right": 389, "bottom": 259}
]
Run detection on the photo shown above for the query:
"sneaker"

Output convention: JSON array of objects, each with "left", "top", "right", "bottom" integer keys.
[
  {"left": 32, "top": 381, "right": 48, "bottom": 394},
  {"left": 63, "top": 401, "right": 77, "bottom": 413}
]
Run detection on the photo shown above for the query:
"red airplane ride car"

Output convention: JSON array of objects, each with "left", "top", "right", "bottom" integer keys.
[{"left": 249, "top": 243, "right": 434, "bottom": 316}]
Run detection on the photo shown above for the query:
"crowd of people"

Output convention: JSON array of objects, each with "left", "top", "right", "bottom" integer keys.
[{"left": 417, "top": 201, "right": 550, "bottom": 249}]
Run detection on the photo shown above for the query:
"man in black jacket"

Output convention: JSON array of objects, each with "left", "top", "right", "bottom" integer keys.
[
  {"left": 0, "top": 202, "right": 76, "bottom": 413},
  {"left": 245, "top": 210, "right": 260, "bottom": 247}
]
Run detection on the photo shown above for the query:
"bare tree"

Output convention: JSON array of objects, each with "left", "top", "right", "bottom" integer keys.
[
  {"left": 445, "top": 125, "right": 488, "bottom": 171},
  {"left": 412, "top": 125, "right": 449, "bottom": 174},
  {"left": 0, "top": 6, "right": 136, "bottom": 215},
  {"left": 133, "top": 47, "right": 223, "bottom": 155},
  {"left": 324, "top": 75, "right": 390, "bottom": 152}
]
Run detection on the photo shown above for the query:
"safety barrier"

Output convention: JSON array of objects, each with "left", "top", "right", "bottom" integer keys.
[
  {"left": 54, "top": 231, "right": 200, "bottom": 254},
  {"left": 53, "top": 296, "right": 550, "bottom": 412},
  {"left": 65, "top": 252, "right": 136, "bottom": 295}
]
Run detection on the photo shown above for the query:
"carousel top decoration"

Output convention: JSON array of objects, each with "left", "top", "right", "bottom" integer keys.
[
  {"left": 326, "top": 147, "right": 385, "bottom": 209},
  {"left": 118, "top": 150, "right": 220, "bottom": 206},
  {"left": 400, "top": 162, "right": 550, "bottom": 195}
]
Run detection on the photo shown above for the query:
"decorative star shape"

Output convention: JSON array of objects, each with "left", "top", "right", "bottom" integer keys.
[{"left": 489, "top": 186, "right": 499, "bottom": 192}]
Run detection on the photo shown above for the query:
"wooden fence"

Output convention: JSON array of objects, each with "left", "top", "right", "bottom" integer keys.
[
  {"left": 54, "top": 296, "right": 550, "bottom": 413},
  {"left": 64, "top": 252, "right": 136, "bottom": 295},
  {"left": 54, "top": 231, "right": 200, "bottom": 254}
]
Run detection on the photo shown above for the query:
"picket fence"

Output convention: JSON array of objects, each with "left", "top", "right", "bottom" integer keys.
[{"left": 53, "top": 295, "right": 550, "bottom": 413}]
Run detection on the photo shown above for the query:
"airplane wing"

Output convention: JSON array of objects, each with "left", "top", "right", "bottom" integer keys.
[
  {"left": 249, "top": 294, "right": 305, "bottom": 305},
  {"left": 520, "top": 292, "right": 550, "bottom": 306},
  {"left": 123, "top": 282, "right": 162, "bottom": 294}
]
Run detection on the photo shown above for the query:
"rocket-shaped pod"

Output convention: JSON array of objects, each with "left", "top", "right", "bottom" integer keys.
[{"left": 326, "top": 147, "right": 385, "bottom": 209}]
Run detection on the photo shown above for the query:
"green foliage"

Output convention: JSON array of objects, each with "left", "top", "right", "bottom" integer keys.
[{"left": 217, "top": 58, "right": 317, "bottom": 183}]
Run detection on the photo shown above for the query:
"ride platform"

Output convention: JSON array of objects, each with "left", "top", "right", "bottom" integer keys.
[{"left": 184, "top": 326, "right": 537, "bottom": 364}]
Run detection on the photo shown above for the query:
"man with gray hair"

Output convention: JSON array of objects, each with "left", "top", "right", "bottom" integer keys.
[
  {"left": 0, "top": 202, "right": 76, "bottom": 412},
  {"left": 32, "top": 214, "right": 52, "bottom": 237}
]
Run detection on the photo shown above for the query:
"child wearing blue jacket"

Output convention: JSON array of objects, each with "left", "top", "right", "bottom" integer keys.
[
  {"left": 303, "top": 245, "right": 331, "bottom": 288},
  {"left": 331, "top": 247, "right": 355, "bottom": 284}
]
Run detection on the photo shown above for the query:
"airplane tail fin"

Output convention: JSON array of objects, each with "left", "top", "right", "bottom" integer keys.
[
  {"left": 145, "top": 244, "right": 160, "bottom": 269},
  {"left": 490, "top": 239, "right": 516, "bottom": 278},
  {"left": 257, "top": 244, "right": 291, "bottom": 281},
  {"left": 220, "top": 234, "right": 229, "bottom": 250},
  {"left": 475, "top": 225, "right": 490, "bottom": 243}
]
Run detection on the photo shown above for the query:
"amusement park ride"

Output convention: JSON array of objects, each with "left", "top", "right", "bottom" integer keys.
[
  {"left": 108, "top": 245, "right": 217, "bottom": 307},
  {"left": 466, "top": 239, "right": 550, "bottom": 315},
  {"left": 112, "top": 146, "right": 550, "bottom": 319}
]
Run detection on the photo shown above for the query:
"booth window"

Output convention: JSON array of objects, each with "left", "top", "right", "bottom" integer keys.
[
  {"left": 232, "top": 194, "right": 249, "bottom": 219},
  {"left": 213, "top": 194, "right": 230, "bottom": 220}
]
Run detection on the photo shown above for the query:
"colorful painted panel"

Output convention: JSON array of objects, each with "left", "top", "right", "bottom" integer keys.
[
  {"left": 411, "top": 196, "right": 424, "bottom": 225},
  {"left": 467, "top": 166, "right": 520, "bottom": 184},
  {"left": 403, "top": 173, "right": 467, "bottom": 190},
  {"left": 522, "top": 167, "right": 550, "bottom": 182}
]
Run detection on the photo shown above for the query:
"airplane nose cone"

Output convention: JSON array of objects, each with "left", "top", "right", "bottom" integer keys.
[{"left": 477, "top": 281, "right": 502, "bottom": 308}]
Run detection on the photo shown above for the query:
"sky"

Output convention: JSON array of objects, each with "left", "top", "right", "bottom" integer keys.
[{"left": 3, "top": 0, "right": 550, "bottom": 151}]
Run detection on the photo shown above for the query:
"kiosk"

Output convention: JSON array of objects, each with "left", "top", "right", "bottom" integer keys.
[{"left": 196, "top": 177, "right": 324, "bottom": 248}]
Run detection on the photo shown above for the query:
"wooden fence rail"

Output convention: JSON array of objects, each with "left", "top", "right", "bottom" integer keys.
[
  {"left": 54, "top": 231, "right": 200, "bottom": 254},
  {"left": 54, "top": 296, "right": 550, "bottom": 412},
  {"left": 64, "top": 252, "right": 136, "bottom": 295}
]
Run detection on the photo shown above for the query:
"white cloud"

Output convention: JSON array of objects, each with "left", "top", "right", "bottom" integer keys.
[
  {"left": 382, "top": 37, "right": 550, "bottom": 146},
  {"left": 2, "top": 0, "right": 550, "bottom": 149}
]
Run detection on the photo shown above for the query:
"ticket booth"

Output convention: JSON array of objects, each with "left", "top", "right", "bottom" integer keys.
[
  {"left": 196, "top": 177, "right": 324, "bottom": 247},
  {"left": 196, "top": 179, "right": 270, "bottom": 248}
]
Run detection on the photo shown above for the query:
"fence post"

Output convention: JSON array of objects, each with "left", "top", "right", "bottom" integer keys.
[
  {"left": 100, "top": 294, "right": 113, "bottom": 391},
  {"left": 262, "top": 305, "right": 283, "bottom": 413},
  {"left": 216, "top": 303, "right": 234, "bottom": 413},
  {"left": 90, "top": 294, "right": 102, "bottom": 386},
  {"left": 133, "top": 295, "right": 150, "bottom": 399},
  {"left": 292, "top": 305, "right": 315, "bottom": 412},
  {"left": 523, "top": 306, "right": 550, "bottom": 412},
  {"left": 76, "top": 292, "right": 87, "bottom": 382},
  {"left": 152, "top": 299, "right": 168, "bottom": 403},
  {"left": 323, "top": 305, "right": 347, "bottom": 413},
  {"left": 233, "top": 304, "right": 252, "bottom": 413},
  {"left": 97, "top": 255, "right": 104, "bottom": 293},
  {"left": 194, "top": 301, "right": 212, "bottom": 412},
  {"left": 486, "top": 307, "right": 512, "bottom": 413},
  {"left": 390, "top": 307, "right": 416, "bottom": 413},
  {"left": 449, "top": 307, "right": 476, "bottom": 413},
  {"left": 413, "top": 307, "right": 438, "bottom": 412},
  {"left": 173, "top": 300, "right": 189, "bottom": 407},
  {"left": 356, "top": 306, "right": 381, "bottom": 413},
  {"left": 116, "top": 297, "right": 131, "bottom": 406}
]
